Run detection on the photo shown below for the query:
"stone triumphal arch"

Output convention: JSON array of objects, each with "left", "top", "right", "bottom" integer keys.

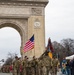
[{"left": 0, "top": 0, "right": 48, "bottom": 58}]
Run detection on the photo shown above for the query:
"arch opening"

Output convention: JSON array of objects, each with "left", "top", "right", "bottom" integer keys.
[{"left": 0, "top": 23, "right": 23, "bottom": 60}]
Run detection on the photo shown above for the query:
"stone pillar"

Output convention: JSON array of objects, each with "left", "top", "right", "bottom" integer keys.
[{"left": 27, "top": 16, "right": 45, "bottom": 58}]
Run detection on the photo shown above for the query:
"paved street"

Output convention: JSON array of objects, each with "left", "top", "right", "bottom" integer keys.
[
  {"left": 0, "top": 73, "right": 62, "bottom": 75},
  {"left": 0, "top": 73, "right": 10, "bottom": 75},
  {"left": 57, "top": 71, "right": 62, "bottom": 75},
  {"left": 0, "top": 72, "right": 62, "bottom": 75}
]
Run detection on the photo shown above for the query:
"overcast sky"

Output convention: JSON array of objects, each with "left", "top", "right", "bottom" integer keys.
[
  {"left": 0, "top": 0, "right": 74, "bottom": 61},
  {"left": 45, "top": 0, "right": 74, "bottom": 44},
  {"left": 0, "top": 28, "right": 21, "bottom": 62}
]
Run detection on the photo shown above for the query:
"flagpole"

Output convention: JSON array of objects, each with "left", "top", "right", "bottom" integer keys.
[
  {"left": 34, "top": 37, "right": 35, "bottom": 57},
  {"left": 34, "top": 46, "right": 35, "bottom": 57}
]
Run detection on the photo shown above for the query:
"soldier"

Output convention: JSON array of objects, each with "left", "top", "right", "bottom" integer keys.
[
  {"left": 35, "top": 58, "right": 39, "bottom": 75},
  {"left": 27, "top": 59, "right": 32, "bottom": 75},
  {"left": 13, "top": 56, "right": 20, "bottom": 75},
  {"left": 50, "top": 56, "right": 59, "bottom": 75},
  {"left": 22, "top": 56, "right": 27, "bottom": 75},
  {"left": 43, "top": 55, "right": 52, "bottom": 75},
  {"left": 18, "top": 57, "right": 22, "bottom": 75},
  {"left": 26, "top": 57, "right": 30, "bottom": 75},
  {"left": 47, "top": 56, "right": 52, "bottom": 75},
  {"left": 31, "top": 56, "right": 38, "bottom": 75},
  {"left": 37, "top": 59, "right": 42, "bottom": 75},
  {"left": 39, "top": 58, "right": 45, "bottom": 75}
]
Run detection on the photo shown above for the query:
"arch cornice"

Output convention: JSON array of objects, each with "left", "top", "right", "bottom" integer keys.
[{"left": 0, "top": 0, "right": 48, "bottom": 7}]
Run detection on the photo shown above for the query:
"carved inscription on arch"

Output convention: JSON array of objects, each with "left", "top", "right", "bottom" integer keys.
[{"left": 31, "top": 8, "right": 42, "bottom": 15}]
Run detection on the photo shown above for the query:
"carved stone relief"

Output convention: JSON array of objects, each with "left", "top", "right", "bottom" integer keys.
[{"left": 31, "top": 8, "right": 42, "bottom": 15}]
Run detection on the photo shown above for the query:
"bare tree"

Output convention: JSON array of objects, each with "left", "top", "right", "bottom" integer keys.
[
  {"left": 61, "top": 38, "right": 74, "bottom": 56},
  {"left": 4, "top": 52, "right": 18, "bottom": 65},
  {"left": 52, "top": 41, "right": 65, "bottom": 61}
]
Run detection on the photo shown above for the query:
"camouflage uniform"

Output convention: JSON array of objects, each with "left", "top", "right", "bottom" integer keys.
[
  {"left": 28, "top": 61, "right": 32, "bottom": 75},
  {"left": 31, "top": 56, "right": 38, "bottom": 75},
  {"left": 43, "top": 56, "right": 51, "bottom": 75},
  {"left": 18, "top": 58, "right": 22, "bottom": 75},
  {"left": 37, "top": 59, "right": 43, "bottom": 75},
  {"left": 13, "top": 56, "right": 20, "bottom": 75},
  {"left": 35, "top": 59, "right": 39, "bottom": 75},
  {"left": 26, "top": 58, "right": 30, "bottom": 75},
  {"left": 22, "top": 57, "right": 28, "bottom": 75},
  {"left": 50, "top": 58, "right": 59, "bottom": 75}
]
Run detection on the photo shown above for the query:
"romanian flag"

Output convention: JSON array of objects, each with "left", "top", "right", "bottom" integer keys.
[{"left": 23, "top": 35, "right": 34, "bottom": 52}]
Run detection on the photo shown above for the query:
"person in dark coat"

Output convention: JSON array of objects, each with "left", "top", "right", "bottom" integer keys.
[
  {"left": 69, "top": 59, "right": 72, "bottom": 75},
  {"left": 66, "top": 60, "right": 71, "bottom": 75},
  {"left": 70, "top": 58, "right": 74, "bottom": 75}
]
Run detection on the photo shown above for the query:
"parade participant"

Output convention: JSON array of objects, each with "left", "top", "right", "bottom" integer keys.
[
  {"left": 43, "top": 55, "right": 52, "bottom": 75},
  {"left": 26, "top": 57, "right": 30, "bottom": 75},
  {"left": 50, "top": 55, "right": 59, "bottom": 75},
  {"left": 13, "top": 56, "right": 20, "bottom": 75},
  {"left": 31, "top": 56, "right": 38, "bottom": 75},
  {"left": 27, "top": 58, "right": 32, "bottom": 75},
  {"left": 22, "top": 56, "right": 27, "bottom": 75},
  {"left": 42, "top": 56, "right": 48, "bottom": 75},
  {"left": 66, "top": 60, "right": 71, "bottom": 75},
  {"left": 46, "top": 38, "right": 54, "bottom": 75},
  {"left": 18, "top": 57, "right": 22, "bottom": 75},
  {"left": 35, "top": 58, "right": 39, "bottom": 75},
  {"left": 37, "top": 59, "right": 42, "bottom": 75}
]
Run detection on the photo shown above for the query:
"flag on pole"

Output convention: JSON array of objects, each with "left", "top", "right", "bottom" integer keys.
[
  {"left": 23, "top": 35, "right": 34, "bottom": 52},
  {"left": 47, "top": 38, "right": 54, "bottom": 52},
  {"left": 47, "top": 38, "right": 54, "bottom": 59}
]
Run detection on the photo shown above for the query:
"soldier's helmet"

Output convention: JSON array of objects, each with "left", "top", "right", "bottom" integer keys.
[
  {"left": 24, "top": 56, "right": 27, "bottom": 58},
  {"left": 33, "top": 56, "right": 35, "bottom": 59},
  {"left": 15, "top": 56, "right": 18, "bottom": 59},
  {"left": 53, "top": 55, "right": 57, "bottom": 59}
]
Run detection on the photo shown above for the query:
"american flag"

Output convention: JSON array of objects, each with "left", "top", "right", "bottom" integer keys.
[{"left": 23, "top": 35, "right": 34, "bottom": 52}]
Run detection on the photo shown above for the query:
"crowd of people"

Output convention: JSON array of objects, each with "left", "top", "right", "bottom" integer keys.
[
  {"left": 1, "top": 55, "right": 74, "bottom": 75},
  {"left": 61, "top": 57, "right": 74, "bottom": 75},
  {"left": 6, "top": 54, "right": 59, "bottom": 75}
]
